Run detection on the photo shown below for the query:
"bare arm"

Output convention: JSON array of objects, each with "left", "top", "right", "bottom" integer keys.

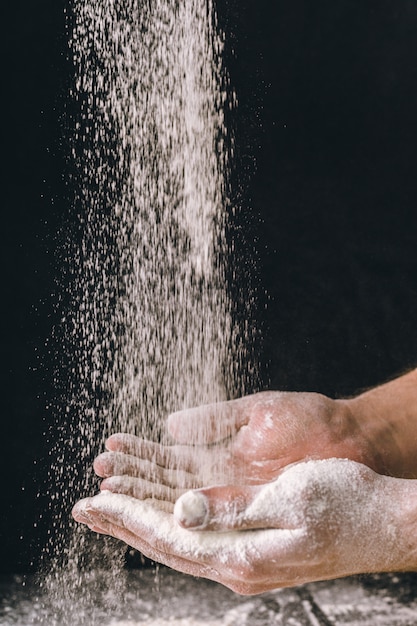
[{"left": 345, "top": 368, "right": 417, "bottom": 477}]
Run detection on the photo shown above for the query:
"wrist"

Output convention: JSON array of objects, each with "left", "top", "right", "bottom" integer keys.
[
  {"left": 331, "top": 397, "right": 385, "bottom": 474},
  {"left": 339, "top": 370, "right": 417, "bottom": 478},
  {"left": 341, "top": 392, "right": 411, "bottom": 477}
]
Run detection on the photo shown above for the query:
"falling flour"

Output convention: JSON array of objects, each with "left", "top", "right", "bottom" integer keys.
[{"left": 43, "top": 0, "right": 259, "bottom": 618}]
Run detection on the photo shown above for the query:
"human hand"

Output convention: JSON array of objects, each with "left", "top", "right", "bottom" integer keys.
[
  {"left": 72, "top": 458, "right": 416, "bottom": 594},
  {"left": 93, "top": 391, "right": 377, "bottom": 502}
]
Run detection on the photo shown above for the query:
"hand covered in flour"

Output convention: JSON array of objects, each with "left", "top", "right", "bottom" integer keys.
[
  {"left": 92, "top": 390, "right": 377, "bottom": 505},
  {"left": 72, "top": 458, "right": 417, "bottom": 593},
  {"left": 92, "top": 367, "right": 417, "bottom": 506},
  {"left": 164, "top": 368, "right": 417, "bottom": 480}
]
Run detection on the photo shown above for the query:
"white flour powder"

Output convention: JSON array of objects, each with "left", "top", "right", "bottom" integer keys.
[{"left": 85, "top": 458, "right": 405, "bottom": 578}]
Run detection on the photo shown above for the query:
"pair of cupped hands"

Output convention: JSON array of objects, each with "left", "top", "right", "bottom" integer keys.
[{"left": 73, "top": 391, "right": 415, "bottom": 594}]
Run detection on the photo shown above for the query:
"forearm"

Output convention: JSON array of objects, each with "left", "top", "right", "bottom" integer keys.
[{"left": 344, "top": 369, "right": 417, "bottom": 477}]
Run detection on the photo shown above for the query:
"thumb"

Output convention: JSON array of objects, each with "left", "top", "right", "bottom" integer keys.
[
  {"left": 174, "top": 484, "right": 265, "bottom": 531},
  {"left": 167, "top": 398, "right": 249, "bottom": 445}
]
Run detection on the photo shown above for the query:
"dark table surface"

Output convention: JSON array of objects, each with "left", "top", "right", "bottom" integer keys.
[{"left": 2, "top": 568, "right": 417, "bottom": 625}]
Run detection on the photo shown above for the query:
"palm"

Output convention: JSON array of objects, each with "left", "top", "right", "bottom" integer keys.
[
  {"left": 73, "top": 458, "right": 411, "bottom": 593},
  {"left": 94, "top": 391, "right": 370, "bottom": 501}
]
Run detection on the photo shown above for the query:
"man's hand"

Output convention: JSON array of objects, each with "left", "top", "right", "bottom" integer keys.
[
  {"left": 93, "top": 390, "right": 377, "bottom": 501},
  {"left": 73, "top": 459, "right": 417, "bottom": 594}
]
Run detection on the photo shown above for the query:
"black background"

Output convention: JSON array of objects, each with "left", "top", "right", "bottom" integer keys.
[{"left": 3, "top": 0, "right": 417, "bottom": 574}]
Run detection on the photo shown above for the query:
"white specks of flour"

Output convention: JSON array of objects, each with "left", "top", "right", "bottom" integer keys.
[{"left": 44, "top": 0, "right": 259, "bottom": 615}]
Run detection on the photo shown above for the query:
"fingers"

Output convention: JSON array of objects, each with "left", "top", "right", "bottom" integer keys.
[
  {"left": 167, "top": 397, "right": 250, "bottom": 444},
  {"left": 72, "top": 494, "right": 232, "bottom": 579},
  {"left": 105, "top": 434, "right": 198, "bottom": 472},
  {"left": 100, "top": 475, "right": 185, "bottom": 503},
  {"left": 72, "top": 492, "right": 307, "bottom": 592},
  {"left": 73, "top": 499, "right": 239, "bottom": 588},
  {"left": 94, "top": 451, "right": 198, "bottom": 490},
  {"left": 79, "top": 516, "right": 293, "bottom": 595}
]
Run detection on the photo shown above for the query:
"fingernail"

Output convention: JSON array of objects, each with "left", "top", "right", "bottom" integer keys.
[{"left": 174, "top": 491, "right": 208, "bottom": 529}]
